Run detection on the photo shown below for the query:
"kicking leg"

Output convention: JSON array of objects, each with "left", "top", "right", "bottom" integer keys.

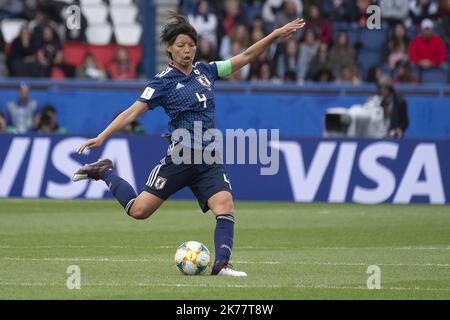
[
  {"left": 72, "top": 159, "right": 164, "bottom": 219},
  {"left": 127, "top": 191, "right": 164, "bottom": 219}
]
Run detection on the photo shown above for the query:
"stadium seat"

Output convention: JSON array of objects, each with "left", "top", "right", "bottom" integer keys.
[
  {"left": 80, "top": 0, "right": 104, "bottom": 5},
  {"left": 51, "top": 66, "right": 66, "bottom": 80},
  {"left": 0, "top": 19, "right": 27, "bottom": 43},
  {"left": 81, "top": 4, "right": 109, "bottom": 25},
  {"left": 88, "top": 44, "right": 116, "bottom": 68},
  {"left": 421, "top": 67, "right": 448, "bottom": 84},
  {"left": 357, "top": 49, "right": 382, "bottom": 80},
  {"left": 359, "top": 29, "right": 386, "bottom": 50},
  {"left": 114, "top": 24, "right": 142, "bottom": 46},
  {"left": 86, "top": 23, "right": 113, "bottom": 45},
  {"left": 110, "top": 5, "right": 138, "bottom": 25},
  {"left": 109, "top": 0, "right": 133, "bottom": 5},
  {"left": 63, "top": 42, "right": 88, "bottom": 67},
  {"left": 332, "top": 23, "right": 359, "bottom": 48},
  {"left": 124, "top": 45, "right": 142, "bottom": 65}
]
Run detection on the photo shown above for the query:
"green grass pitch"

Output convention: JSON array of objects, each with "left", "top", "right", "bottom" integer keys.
[{"left": 0, "top": 199, "right": 449, "bottom": 299}]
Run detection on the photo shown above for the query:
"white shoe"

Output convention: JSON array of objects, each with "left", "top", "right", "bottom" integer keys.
[
  {"left": 212, "top": 261, "right": 247, "bottom": 277},
  {"left": 217, "top": 267, "right": 247, "bottom": 277}
]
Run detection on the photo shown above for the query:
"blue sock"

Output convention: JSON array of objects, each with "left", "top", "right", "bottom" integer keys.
[
  {"left": 104, "top": 169, "right": 137, "bottom": 214},
  {"left": 214, "top": 214, "right": 235, "bottom": 265}
]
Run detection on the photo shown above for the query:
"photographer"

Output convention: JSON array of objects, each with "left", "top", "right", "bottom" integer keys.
[{"left": 377, "top": 77, "right": 409, "bottom": 139}]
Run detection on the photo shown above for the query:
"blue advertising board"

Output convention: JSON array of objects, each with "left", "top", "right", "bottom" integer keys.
[{"left": 0, "top": 134, "right": 448, "bottom": 204}]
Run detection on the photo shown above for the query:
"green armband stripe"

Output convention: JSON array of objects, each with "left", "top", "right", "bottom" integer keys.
[{"left": 215, "top": 60, "right": 232, "bottom": 78}]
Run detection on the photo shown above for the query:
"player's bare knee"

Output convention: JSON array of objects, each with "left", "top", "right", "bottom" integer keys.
[
  {"left": 128, "top": 206, "right": 154, "bottom": 220},
  {"left": 212, "top": 198, "right": 234, "bottom": 215}
]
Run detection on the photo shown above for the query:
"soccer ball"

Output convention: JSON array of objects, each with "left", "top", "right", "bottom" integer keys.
[{"left": 174, "top": 241, "right": 211, "bottom": 275}]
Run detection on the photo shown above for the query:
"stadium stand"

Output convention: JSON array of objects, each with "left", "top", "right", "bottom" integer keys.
[
  {"left": 0, "top": 0, "right": 448, "bottom": 83},
  {"left": 0, "top": 0, "right": 143, "bottom": 79}
]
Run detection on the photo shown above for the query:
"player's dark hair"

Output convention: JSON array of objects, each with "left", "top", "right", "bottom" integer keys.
[{"left": 160, "top": 11, "right": 198, "bottom": 59}]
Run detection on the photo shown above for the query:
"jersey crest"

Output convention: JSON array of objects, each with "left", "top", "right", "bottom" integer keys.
[{"left": 196, "top": 74, "right": 212, "bottom": 89}]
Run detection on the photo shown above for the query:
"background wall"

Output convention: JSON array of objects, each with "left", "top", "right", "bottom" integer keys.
[{"left": 1, "top": 81, "right": 449, "bottom": 138}]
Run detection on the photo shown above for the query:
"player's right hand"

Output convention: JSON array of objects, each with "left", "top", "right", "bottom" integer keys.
[{"left": 77, "top": 137, "right": 104, "bottom": 154}]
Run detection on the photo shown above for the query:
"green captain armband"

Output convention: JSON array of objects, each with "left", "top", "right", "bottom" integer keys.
[{"left": 214, "top": 60, "right": 232, "bottom": 78}]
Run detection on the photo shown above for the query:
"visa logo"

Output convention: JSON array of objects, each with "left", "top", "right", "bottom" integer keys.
[
  {"left": 0, "top": 137, "right": 136, "bottom": 199},
  {"left": 271, "top": 141, "right": 446, "bottom": 204}
]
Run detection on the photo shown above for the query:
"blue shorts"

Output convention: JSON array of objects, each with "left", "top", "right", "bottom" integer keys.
[{"left": 143, "top": 147, "right": 232, "bottom": 213}]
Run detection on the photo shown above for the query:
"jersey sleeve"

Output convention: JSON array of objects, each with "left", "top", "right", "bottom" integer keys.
[
  {"left": 202, "top": 62, "right": 219, "bottom": 81},
  {"left": 137, "top": 77, "right": 165, "bottom": 110}
]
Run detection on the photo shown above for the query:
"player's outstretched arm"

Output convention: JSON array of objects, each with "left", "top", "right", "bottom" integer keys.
[
  {"left": 77, "top": 101, "right": 148, "bottom": 154},
  {"left": 229, "top": 18, "right": 305, "bottom": 73}
]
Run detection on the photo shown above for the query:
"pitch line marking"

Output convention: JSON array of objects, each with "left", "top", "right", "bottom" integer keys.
[
  {"left": 2, "top": 257, "right": 450, "bottom": 268},
  {"left": 1, "top": 245, "right": 449, "bottom": 250},
  {"left": 1, "top": 281, "right": 450, "bottom": 292}
]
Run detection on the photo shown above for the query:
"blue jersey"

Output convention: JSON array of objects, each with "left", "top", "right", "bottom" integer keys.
[{"left": 138, "top": 62, "right": 219, "bottom": 148}]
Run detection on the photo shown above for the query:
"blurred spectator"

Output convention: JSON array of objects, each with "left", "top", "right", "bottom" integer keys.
[
  {"left": 336, "top": 65, "right": 362, "bottom": 84},
  {"left": 436, "top": 0, "right": 450, "bottom": 48},
  {"left": 263, "top": 0, "right": 303, "bottom": 27},
  {"left": 409, "top": 0, "right": 438, "bottom": 30},
  {"left": 283, "top": 70, "right": 298, "bottom": 82},
  {"left": 356, "top": 0, "right": 372, "bottom": 28},
  {"left": 33, "top": 24, "right": 75, "bottom": 77},
  {"left": 322, "top": 0, "right": 357, "bottom": 22},
  {"left": 254, "top": 60, "right": 277, "bottom": 82},
  {"left": 298, "top": 29, "right": 320, "bottom": 81},
  {"left": 188, "top": 0, "right": 218, "bottom": 49},
  {"left": 229, "top": 40, "right": 250, "bottom": 79},
  {"left": 76, "top": 53, "right": 107, "bottom": 80},
  {"left": 107, "top": 47, "right": 137, "bottom": 80},
  {"left": 377, "top": 77, "right": 409, "bottom": 138},
  {"left": 276, "top": 39, "right": 299, "bottom": 79},
  {"left": 328, "top": 31, "right": 356, "bottom": 77},
  {"left": 274, "top": 0, "right": 302, "bottom": 30},
  {"left": 408, "top": 18, "right": 447, "bottom": 68},
  {"left": 367, "top": 65, "right": 385, "bottom": 83},
  {"left": 302, "top": 4, "right": 332, "bottom": 45},
  {"left": 306, "top": 42, "right": 331, "bottom": 81},
  {"left": 248, "top": 50, "right": 273, "bottom": 81},
  {"left": 197, "top": 38, "right": 218, "bottom": 63},
  {"left": 385, "top": 23, "right": 410, "bottom": 69},
  {"left": 437, "top": 0, "right": 450, "bottom": 16},
  {"left": 6, "top": 83, "right": 38, "bottom": 133},
  {"left": 219, "top": 0, "right": 248, "bottom": 41},
  {"left": 315, "top": 68, "right": 335, "bottom": 82},
  {"left": 29, "top": 9, "right": 59, "bottom": 46},
  {"left": 392, "top": 60, "right": 420, "bottom": 83},
  {"left": 7, "top": 25, "right": 42, "bottom": 77},
  {"left": 35, "top": 104, "right": 66, "bottom": 133},
  {"left": 380, "top": 0, "right": 410, "bottom": 26},
  {"left": 0, "top": 29, "right": 7, "bottom": 77},
  {"left": 246, "top": 0, "right": 265, "bottom": 26},
  {"left": 250, "top": 15, "right": 266, "bottom": 35},
  {"left": 219, "top": 24, "right": 250, "bottom": 60}
]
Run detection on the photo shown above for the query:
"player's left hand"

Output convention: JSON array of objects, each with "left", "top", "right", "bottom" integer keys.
[
  {"left": 275, "top": 18, "right": 306, "bottom": 39},
  {"left": 77, "top": 136, "right": 104, "bottom": 154}
]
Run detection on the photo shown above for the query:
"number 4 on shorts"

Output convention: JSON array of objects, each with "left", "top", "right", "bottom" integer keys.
[{"left": 223, "top": 173, "right": 232, "bottom": 190}]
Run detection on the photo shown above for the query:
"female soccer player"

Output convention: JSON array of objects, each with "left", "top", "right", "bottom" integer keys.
[{"left": 74, "top": 13, "right": 305, "bottom": 276}]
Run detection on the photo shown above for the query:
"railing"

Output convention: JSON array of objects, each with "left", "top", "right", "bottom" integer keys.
[{"left": 0, "top": 79, "right": 449, "bottom": 96}]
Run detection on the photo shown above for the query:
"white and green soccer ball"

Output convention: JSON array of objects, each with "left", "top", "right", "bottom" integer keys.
[{"left": 174, "top": 241, "right": 211, "bottom": 275}]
